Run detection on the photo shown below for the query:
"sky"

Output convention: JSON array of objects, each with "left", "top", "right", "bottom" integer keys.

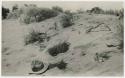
[{"left": 2, "top": 1, "right": 124, "bottom": 11}]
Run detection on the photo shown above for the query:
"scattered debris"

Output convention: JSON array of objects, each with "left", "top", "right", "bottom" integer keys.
[
  {"left": 86, "top": 23, "right": 111, "bottom": 33},
  {"left": 94, "top": 52, "right": 111, "bottom": 63}
]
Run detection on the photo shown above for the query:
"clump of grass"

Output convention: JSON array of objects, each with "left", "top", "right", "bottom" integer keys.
[
  {"left": 24, "top": 30, "right": 47, "bottom": 45},
  {"left": 48, "top": 42, "right": 70, "bottom": 56},
  {"left": 56, "top": 60, "right": 67, "bottom": 70},
  {"left": 61, "top": 13, "right": 74, "bottom": 28}
]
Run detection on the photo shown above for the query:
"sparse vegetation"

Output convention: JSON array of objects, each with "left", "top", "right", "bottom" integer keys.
[
  {"left": 7, "top": 4, "right": 59, "bottom": 24},
  {"left": 48, "top": 42, "right": 70, "bottom": 56},
  {"left": 24, "top": 30, "right": 47, "bottom": 45},
  {"left": 87, "top": 7, "right": 124, "bottom": 19},
  {"left": 2, "top": 2, "right": 124, "bottom": 75},
  {"left": 56, "top": 60, "right": 67, "bottom": 70},
  {"left": 20, "top": 6, "right": 58, "bottom": 24},
  {"left": 61, "top": 14, "right": 74, "bottom": 28},
  {"left": 103, "top": 9, "right": 124, "bottom": 18}
]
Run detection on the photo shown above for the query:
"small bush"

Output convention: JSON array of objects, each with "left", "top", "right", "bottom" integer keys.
[
  {"left": 56, "top": 60, "right": 67, "bottom": 70},
  {"left": 24, "top": 30, "right": 47, "bottom": 45},
  {"left": 61, "top": 14, "right": 73, "bottom": 28},
  {"left": 37, "top": 8, "right": 58, "bottom": 21},
  {"left": 101, "top": 9, "right": 124, "bottom": 17},
  {"left": 89, "top": 7, "right": 104, "bottom": 14},
  {"left": 48, "top": 42, "right": 70, "bottom": 56}
]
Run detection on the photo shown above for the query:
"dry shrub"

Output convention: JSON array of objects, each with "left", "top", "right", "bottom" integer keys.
[
  {"left": 24, "top": 30, "right": 47, "bottom": 45},
  {"left": 61, "top": 14, "right": 73, "bottom": 28},
  {"left": 56, "top": 60, "right": 67, "bottom": 70},
  {"left": 19, "top": 6, "right": 58, "bottom": 24}
]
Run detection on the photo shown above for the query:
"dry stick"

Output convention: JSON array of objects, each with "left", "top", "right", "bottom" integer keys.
[{"left": 90, "top": 23, "right": 111, "bottom": 32}]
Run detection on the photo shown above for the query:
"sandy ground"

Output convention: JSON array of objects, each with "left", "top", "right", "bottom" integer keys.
[{"left": 2, "top": 13, "right": 123, "bottom": 76}]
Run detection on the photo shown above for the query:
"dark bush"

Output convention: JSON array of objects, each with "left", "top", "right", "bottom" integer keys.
[
  {"left": 24, "top": 30, "right": 47, "bottom": 45},
  {"left": 56, "top": 60, "right": 67, "bottom": 70},
  {"left": 2, "top": 7, "right": 9, "bottom": 19},
  {"left": 48, "top": 42, "right": 70, "bottom": 56},
  {"left": 36, "top": 8, "right": 58, "bottom": 22},
  {"left": 90, "top": 7, "right": 104, "bottom": 14},
  {"left": 61, "top": 14, "right": 73, "bottom": 28}
]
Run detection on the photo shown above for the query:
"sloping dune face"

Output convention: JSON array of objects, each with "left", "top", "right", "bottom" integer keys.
[{"left": 2, "top": 13, "right": 123, "bottom": 76}]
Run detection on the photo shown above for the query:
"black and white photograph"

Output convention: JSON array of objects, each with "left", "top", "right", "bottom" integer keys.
[{"left": 2, "top": 1, "right": 124, "bottom": 76}]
